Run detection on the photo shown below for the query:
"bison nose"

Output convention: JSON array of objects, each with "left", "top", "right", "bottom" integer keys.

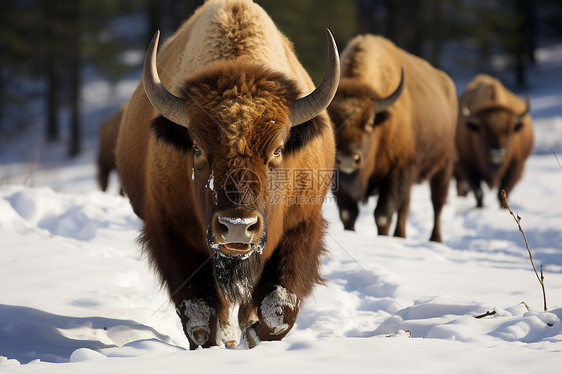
[
  {"left": 488, "top": 147, "right": 507, "bottom": 165},
  {"left": 211, "top": 210, "right": 264, "bottom": 255},
  {"left": 336, "top": 152, "right": 363, "bottom": 174}
]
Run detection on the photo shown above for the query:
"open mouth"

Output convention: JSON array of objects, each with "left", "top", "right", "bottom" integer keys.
[{"left": 219, "top": 243, "right": 253, "bottom": 256}]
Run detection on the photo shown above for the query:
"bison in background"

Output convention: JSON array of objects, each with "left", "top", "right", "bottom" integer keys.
[
  {"left": 97, "top": 103, "right": 126, "bottom": 195},
  {"left": 327, "top": 34, "right": 457, "bottom": 243},
  {"left": 115, "top": 0, "right": 339, "bottom": 349},
  {"left": 454, "top": 74, "right": 533, "bottom": 208}
]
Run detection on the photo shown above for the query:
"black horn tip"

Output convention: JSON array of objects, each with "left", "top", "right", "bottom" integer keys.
[
  {"left": 143, "top": 28, "right": 189, "bottom": 128},
  {"left": 373, "top": 67, "right": 405, "bottom": 114},
  {"left": 288, "top": 29, "right": 340, "bottom": 127}
]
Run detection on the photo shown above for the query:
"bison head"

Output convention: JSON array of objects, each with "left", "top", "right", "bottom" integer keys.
[
  {"left": 142, "top": 31, "right": 339, "bottom": 302},
  {"left": 327, "top": 69, "right": 404, "bottom": 199},
  {"left": 462, "top": 98, "right": 530, "bottom": 167}
]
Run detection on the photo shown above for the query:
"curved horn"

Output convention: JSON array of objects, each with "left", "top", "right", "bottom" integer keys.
[
  {"left": 374, "top": 67, "right": 405, "bottom": 114},
  {"left": 288, "top": 29, "right": 340, "bottom": 127},
  {"left": 143, "top": 31, "right": 189, "bottom": 128},
  {"left": 461, "top": 106, "right": 480, "bottom": 125},
  {"left": 516, "top": 95, "right": 531, "bottom": 121}
]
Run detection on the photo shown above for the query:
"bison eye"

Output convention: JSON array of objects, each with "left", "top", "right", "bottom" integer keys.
[
  {"left": 193, "top": 145, "right": 202, "bottom": 156},
  {"left": 467, "top": 122, "right": 480, "bottom": 132},
  {"left": 273, "top": 147, "right": 282, "bottom": 157}
]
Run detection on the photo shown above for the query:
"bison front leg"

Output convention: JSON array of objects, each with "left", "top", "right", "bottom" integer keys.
[
  {"left": 374, "top": 190, "right": 395, "bottom": 236},
  {"left": 257, "top": 285, "right": 300, "bottom": 338},
  {"left": 393, "top": 196, "right": 410, "bottom": 239},
  {"left": 145, "top": 228, "right": 221, "bottom": 349},
  {"left": 498, "top": 160, "right": 525, "bottom": 208},
  {"left": 453, "top": 165, "right": 470, "bottom": 197},
  {"left": 334, "top": 189, "right": 359, "bottom": 230},
  {"left": 176, "top": 298, "right": 219, "bottom": 350},
  {"left": 376, "top": 171, "right": 412, "bottom": 237},
  {"left": 243, "top": 215, "right": 326, "bottom": 347},
  {"left": 239, "top": 285, "right": 301, "bottom": 348},
  {"left": 240, "top": 286, "right": 300, "bottom": 348},
  {"left": 165, "top": 255, "right": 221, "bottom": 349},
  {"left": 465, "top": 172, "right": 484, "bottom": 208},
  {"left": 429, "top": 158, "right": 454, "bottom": 242}
]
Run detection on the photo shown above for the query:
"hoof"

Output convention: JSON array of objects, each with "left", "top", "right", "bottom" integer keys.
[
  {"left": 272, "top": 324, "right": 289, "bottom": 336},
  {"left": 178, "top": 299, "right": 214, "bottom": 348},
  {"left": 258, "top": 285, "right": 300, "bottom": 340},
  {"left": 223, "top": 340, "right": 237, "bottom": 349},
  {"left": 191, "top": 326, "right": 209, "bottom": 346}
]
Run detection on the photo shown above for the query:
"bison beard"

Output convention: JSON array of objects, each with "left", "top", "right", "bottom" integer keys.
[{"left": 207, "top": 230, "right": 267, "bottom": 304}]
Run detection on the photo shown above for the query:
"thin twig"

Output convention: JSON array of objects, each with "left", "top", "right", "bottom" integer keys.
[
  {"left": 475, "top": 310, "right": 496, "bottom": 319},
  {"left": 550, "top": 147, "right": 562, "bottom": 169},
  {"left": 500, "top": 189, "right": 547, "bottom": 311}
]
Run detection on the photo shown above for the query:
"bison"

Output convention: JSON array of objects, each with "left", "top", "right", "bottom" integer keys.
[
  {"left": 115, "top": 0, "right": 339, "bottom": 349},
  {"left": 327, "top": 34, "right": 457, "bottom": 242},
  {"left": 97, "top": 103, "right": 126, "bottom": 195},
  {"left": 454, "top": 74, "right": 533, "bottom": 208}
]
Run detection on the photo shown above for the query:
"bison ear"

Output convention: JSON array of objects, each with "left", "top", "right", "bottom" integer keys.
[
  {"left": 364, "top": 110, "right": 389, "bottom": 132},
  {"left": 373, "top": 111, "right": 389, "bottom": 126},
  {"left": 284, "top": 119, "right": 324, "bottom": 155},
  {"left": 462, "top": 107, "right": 480, "bottom": 132},
  {"left": 151, "top": 115, "right": 193, "bottom": 152}
]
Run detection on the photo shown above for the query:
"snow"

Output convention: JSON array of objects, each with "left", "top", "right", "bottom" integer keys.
[
  {"left": 218, "top": 216, "right": 258, "bottom": 225},
  {"left": 206, "top": 170, "right": 215, "bottom": 191},
  {"left": 260, "top": 286, "right": 298, "bottom": 334},
  {"left": 1, "top": 38, "right": 562, "bottom": 374}
]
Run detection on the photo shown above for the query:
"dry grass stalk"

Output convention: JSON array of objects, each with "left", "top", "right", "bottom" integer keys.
[
  {"left": 500, "top": 189, "right": 547, "bottom": 311},
  {"left": 22, "top": 139, "right": 43, "bottom": 186}
]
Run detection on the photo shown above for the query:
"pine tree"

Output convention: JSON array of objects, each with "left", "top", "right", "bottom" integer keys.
[{"left": 260, "top": 0, "right": 357, "bottom": 84}]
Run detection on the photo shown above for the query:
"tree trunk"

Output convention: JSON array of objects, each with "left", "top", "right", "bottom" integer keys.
[
  {"left": 68, "top": 0, "right": 81, "bottom": 157},
  {"left": 522, "top": 0, "right": 536, "bottom": 65},
  {"left": 0, "top": 66, "right": 4, "bottom": 134},
  {"left": 146, "top": 0, "right": 163, "bottom": 42},
  {"left": 407, "top": 1, "right": 425, "bottom": 57},
  {"left": 514, "top": 0, "right": 534, "bottom": 87},
  {"left": 386, "top": 0, "right": 397, "bottom": 42},
  {"left": 44, "top": 0, "right": 61, "bottom": 142},
  {"left": 46, "top": 38, "right": 59, "bottom": 142},
  {"left": 430, "top": 0, "right": 445, "bottom": 68},
  {"left": 515, "top": 51, "right": 526, "bottom": 88},
  {"left": 354, "top": 0, "right": 379, "bottom": 34}
]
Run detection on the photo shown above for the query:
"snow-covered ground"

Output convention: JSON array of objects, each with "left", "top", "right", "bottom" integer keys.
[{"left": 1, "top": 38, "right": 562, "bottom": 373}]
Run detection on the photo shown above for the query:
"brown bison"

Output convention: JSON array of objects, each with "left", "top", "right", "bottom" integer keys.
[
  {"left": 115, "top": 0, "right": 339, "bottom": 349},
  {"left": 327, "top": 34, "right": 457, "bottom": 242},
  {"left": 454, "top": 74, "right": 533, "bottom": 208},
  {"left": 97, "top": 103, "right": 126, "bottom": 195}
]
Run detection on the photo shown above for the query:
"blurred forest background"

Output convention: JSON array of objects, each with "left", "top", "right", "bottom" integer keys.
[{"left": 1, "top": 0, "right": 561, "bottom": 157}]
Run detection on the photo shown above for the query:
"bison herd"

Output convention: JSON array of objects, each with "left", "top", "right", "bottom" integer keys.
[{"left": 96, "top": 0, "right": 534, "bottom": 349}]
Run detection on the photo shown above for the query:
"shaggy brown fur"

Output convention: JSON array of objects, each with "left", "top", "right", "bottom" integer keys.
[
  {"left": 454, "top": 74, "right": 534, "bottom": 208},
  {"left": 97, "top": 103, "right": 126, "bottom": 194},
  {"left": 115, "top": 0, "right": 335, "bottom": 349},
  {"left": 327, "top": 34, "right": 458, "bottom": 242}
]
